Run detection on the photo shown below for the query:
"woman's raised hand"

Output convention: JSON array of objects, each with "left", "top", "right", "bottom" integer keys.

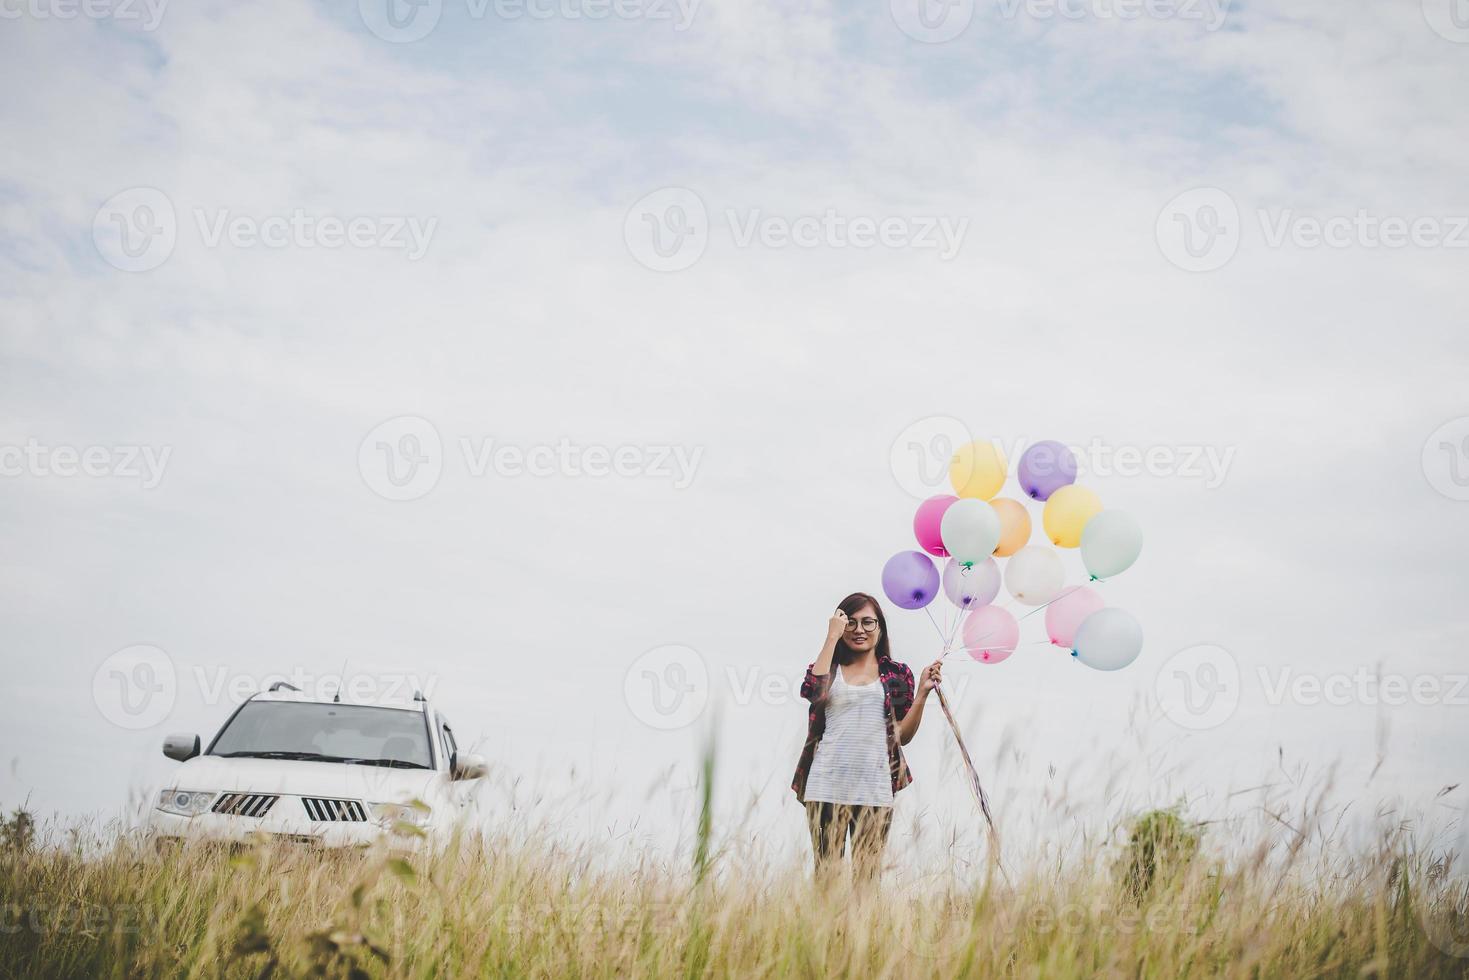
[
  {"left": 827, "top": 609, "right": 849, "bottom": 640},
  {"left": 918, "top": 660, "right": 943, "bottom": 696}
]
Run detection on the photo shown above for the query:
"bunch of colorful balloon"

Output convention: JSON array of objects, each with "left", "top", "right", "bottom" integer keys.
[{"left": 881, "top": 440, "right": 1144, "bottom": 671}]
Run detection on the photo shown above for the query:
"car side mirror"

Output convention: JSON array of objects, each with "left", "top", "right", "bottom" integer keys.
[
  {"left": 162, "top": 733, "right": 200, "bottom": 762},
  {"left": 452, "top": 752, "right": 487, "bottom": 780}
]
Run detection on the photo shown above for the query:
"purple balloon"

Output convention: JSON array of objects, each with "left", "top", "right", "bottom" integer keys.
[
  {"left": 1018, "top": 440, "right": 1078, "bottom": 501},
  {"left": 881, "top": 550, "right": 940, "bottom": 610},
  {"left": 942, "top": 557, "right": 1001, "bottom": 610}
]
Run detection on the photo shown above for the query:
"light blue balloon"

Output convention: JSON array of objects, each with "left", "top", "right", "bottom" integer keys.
[{"left": 1072, "top": 607, "right": 1143, "bottom": 671}]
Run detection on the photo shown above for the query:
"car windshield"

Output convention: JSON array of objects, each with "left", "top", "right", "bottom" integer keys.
[{"left": 210, "top": 701, "right": 433, "bottom": 769}]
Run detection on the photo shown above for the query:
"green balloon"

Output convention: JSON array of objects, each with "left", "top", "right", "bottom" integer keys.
[{"left": 1080, "top": 510, "right": 1142, "bottom": 580}]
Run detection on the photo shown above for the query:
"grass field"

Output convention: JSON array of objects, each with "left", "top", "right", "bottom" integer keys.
[{"left": 4, "top": 785, "right": 1469, "bottom": 980}]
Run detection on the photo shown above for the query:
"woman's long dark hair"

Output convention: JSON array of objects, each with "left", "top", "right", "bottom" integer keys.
[{"left": 832, "top": 592, "right": 892, "bottom": 666}]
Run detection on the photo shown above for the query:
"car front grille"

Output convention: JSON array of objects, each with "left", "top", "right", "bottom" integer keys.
[
  {"left": 301, "top": 797, "right": 368, "bottom": 822},
  {"left": 212, "top": 793, "right": 279, "bottom": 818}
]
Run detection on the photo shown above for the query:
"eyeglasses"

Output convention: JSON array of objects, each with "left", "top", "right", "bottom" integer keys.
[{"left": 844, "top": 618, "right": 880, "bottom": 633}]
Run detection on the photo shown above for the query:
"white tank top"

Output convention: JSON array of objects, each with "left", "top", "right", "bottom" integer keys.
[{"left": 803, "top": 667, "right": 894, "bottom": 807}]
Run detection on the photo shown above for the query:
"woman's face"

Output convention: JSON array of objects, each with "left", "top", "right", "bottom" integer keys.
[{"left": 842, "top": 603, "right": 882, "bottom": 655}]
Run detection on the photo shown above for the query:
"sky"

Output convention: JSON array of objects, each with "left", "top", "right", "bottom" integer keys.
[{"left": 2, "top": 0, "right": 1468, "bottom": 872}]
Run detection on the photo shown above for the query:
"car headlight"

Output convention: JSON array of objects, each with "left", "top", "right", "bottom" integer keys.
[
  {"left": 156, "top": 790, "right": 216, "bottom": 817},
  {"left": 368, "top": 801, "right": 432, "bottom": 830}
]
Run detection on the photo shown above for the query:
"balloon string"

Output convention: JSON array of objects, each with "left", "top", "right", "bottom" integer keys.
[
  {"left": 943, "top": 580, "right": 1107, "bottom": 657},
  {"left": 933, "top": 680, "right": 1009, "bottom": 883},
  {"left": 945, "top": 607, "right": 966, "bottom": 653},
  {"left": 923, "top": 604, "right": 950, "bottom": 651},
  {"left": 941, "top": 568, "right": 955, "bottom": 648},
  {"left": 938, "top": 563, "right": 975, "bottom": 656}
]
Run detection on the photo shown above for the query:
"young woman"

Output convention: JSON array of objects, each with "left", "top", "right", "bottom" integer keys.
[{"left": 791, "top": 591, "right": 943, "bottom": 882}]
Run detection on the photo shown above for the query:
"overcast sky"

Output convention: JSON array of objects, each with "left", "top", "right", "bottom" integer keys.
[{"left": 2, "top": 0, "right": 1468, "bottom": 869}]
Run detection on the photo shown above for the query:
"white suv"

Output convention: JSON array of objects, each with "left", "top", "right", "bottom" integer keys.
[{"left": 147, "top": 683, "right": 486, "bottom": 848}]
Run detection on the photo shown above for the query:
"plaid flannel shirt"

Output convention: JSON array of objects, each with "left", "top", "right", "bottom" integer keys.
[{"left": 791, "top": 656, "right": 915, "bottom": 803}]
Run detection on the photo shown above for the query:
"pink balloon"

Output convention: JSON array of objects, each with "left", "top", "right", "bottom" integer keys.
[
  {"left": 913, "top": 494, "right": 958, "bottom": 557},
  {"left": 961, "top": 605, "right": 1019, "bottom": 664},
  {"left": 1044, "top": 586, "right": 1106, "bottom": 648}
]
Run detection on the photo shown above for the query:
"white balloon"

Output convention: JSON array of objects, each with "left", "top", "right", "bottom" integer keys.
[
  {"left": 1080, "top": 510, "right": 1143, "bottom": 580},
  {"left": 939, "top": 497, "right": 1001, "bottom": 565},
  {"left": 1072, "top": 607, "right": 1144, "bottom": 671},
  {"left": 1003, "top": 545, "right": 1064, "bottom": 606},
  {"left": 942, "top": 557, "right": 1001, "bottom": 609}
]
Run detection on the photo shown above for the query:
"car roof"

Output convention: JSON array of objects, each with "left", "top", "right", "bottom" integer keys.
[{"left": 248, "top": 688, "right": 429, "bottom": 712}]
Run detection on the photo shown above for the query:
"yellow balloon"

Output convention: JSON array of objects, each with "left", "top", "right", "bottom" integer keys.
[
  {"left": 948, "top": 440, "right": 1007, "bottom": 500},
  {"left": 1042, "top": 485, "right": 1101, "bottom": 548},
  {"left": 989, "top": 497, "right": 1032, "bottom": 557}
]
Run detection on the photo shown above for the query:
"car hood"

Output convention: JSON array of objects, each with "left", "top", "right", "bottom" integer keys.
[{"left": 166, "top": 756, "right": 443, "bottom": 804}]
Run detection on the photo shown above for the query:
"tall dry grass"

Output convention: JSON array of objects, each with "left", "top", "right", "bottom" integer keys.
[{"left": 3, "top": 764, "right": 1469, "bottom": 979}]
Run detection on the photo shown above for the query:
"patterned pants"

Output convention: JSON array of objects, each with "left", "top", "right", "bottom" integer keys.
[{"left": 804, "top": 801, "right": 893, "bottom": 882}]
